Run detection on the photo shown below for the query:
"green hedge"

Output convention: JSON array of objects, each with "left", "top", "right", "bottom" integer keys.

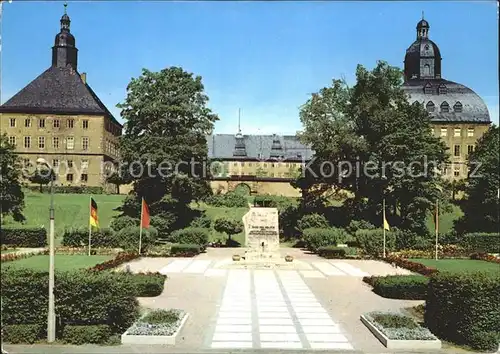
[
  {"left": 364, "top": 275, "right": 428, "bottom": 300},
  {"left": 317, "top": 246, "right": 358, "bottom": 259},
  {"left": 62, "top": 325, "right": 111, "bottom": 345},
  {"left": 0, "top": 268, "right": 139, "bottom": 335},
  {"left": 205, "top": 192, "right": 247, "bottom": 207},
  {"left": 355, "top": 229, "right": 396, "bottom": 257},
  {"left": 302, "top": 227, "right": 349, "bottom": 252},
  {"left": 460, "top": 233, "right": 500, "bottom": 254},
  {"left": 0, "top": 227, "right": 47, "bottom": 247},
  {"left": 62, "top": 228, "right": 118, "bottom": 248},
  {"left": 2, "top": 324, "right": 43, "bottom": 344},
  {"left": 121, "top": 272, "right": 167, "bottom": 297},
  {"left": 170, "top": 244, "right": 201, "bottom": 257},
  {"left": 169, "top": 228, "right": 209, "bottom": 247},
  {"left": 26, "top": 185, "right": 104, "bottom": 194},
  {"left": 425, "top": 272, "right": 500, "bottom": 352}
]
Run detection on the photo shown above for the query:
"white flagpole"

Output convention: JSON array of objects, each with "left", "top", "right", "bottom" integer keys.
[
  {"left": 88, "top": 196, "right": 92, "bottom": 256},
  {"left": 138, "top": 198, "right": 143, "bottom": 255},
  {"left": 382, "top": 198, "right": 386, "bottom": 258}
]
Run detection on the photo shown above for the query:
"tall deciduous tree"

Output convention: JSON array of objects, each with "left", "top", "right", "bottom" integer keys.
[
  {"left": 297, "top": 61, "right": 448, "bottom": 235},
  {"left": 0, "top": 134, "right": 25, "bottom": 221},
  {"left": 455, "top": 125, "right": 499, "bottom": 233},
  {"left": 116, "top": 67, "right": 218, "bottom": 231}
]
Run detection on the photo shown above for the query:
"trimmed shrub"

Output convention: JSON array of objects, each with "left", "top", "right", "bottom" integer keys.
[
  {"left": 364, "top": 275, "right": 428, "bottom": 300},
  {"left": 297, "top": 214, "right": 329, "bottom": 234},
  {"left": 62, "top": 228, "right": 117, "bottom": 248},
  {"left": 460, "top": 233, "right": 500, "bottom": 253},
  {"left": 346, "top": 220, "right": 375, "bottom": 235},
  {"left": 302, "top": 228, "right": 349, "bottom": 252},
  {"left": 0, "top": 227, "right": 47, "bottom": 247},
  {"left": 190, "top": 214, "right": 212, "bottom": 228},
  {"left": 119, "top": 272, "right": 166, "bottom": 297},
  {"left": 356, "top": 229, "right": 396, "bottom": 257},
  {"left": 213, "top": 218, "right": 243, "bottom": 240},
  {"left": 110, "top": 215, "right": 139, "bottom": 232},
  {"left": 317, "top": 246, "right": 359, "bottom": 259},
  {"left": 62, "top": 325, "right": 111, "bottom": 345},
  {"left": 205, "top": 192, "right": 247, "bottom": 208},
  {"left": 170, "top": 244, "right": 201, "bottom": 257},
  {"left": 3, "top": 324, "right": 43, "bottom": 344},
  {"left": 169, "top": 227, "right": 209, "bottom": 247},
  {"left": 425, "top": 272, "right": 500, "bottom": 352},
  {"left": 115, "top": 226, "right": 158, "bottom": 252}
]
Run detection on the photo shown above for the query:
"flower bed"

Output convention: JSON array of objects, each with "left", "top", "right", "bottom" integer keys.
[
  {"left": 88, "top": 252, "right": 139, "bottom": 271},
  {"left": 0, "top": 248, "right": 48, "bottom": 263},
  {"left": 470, "top": 252, "right": 500, "bottom": 264},
  {"left": 121, "top": 309, "right": 188, "bottom": 345},
  {"left": 384, "top": 255, "right": 438, "bottom": 276},
  {"left": 391, "top": 245, "right": 468, "bottom": 259},
  {"left": 360, "top": 311, "right": 441, "bottom": 349}
]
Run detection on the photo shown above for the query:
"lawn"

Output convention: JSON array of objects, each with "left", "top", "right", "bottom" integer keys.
[
  {"left": 4, "top": 255, "right": 114, "bottom": 271},
  {"left": 4, "top": 191, "right": 125, "bottom": 245},
  {"left": 410, "top": 258, "right": 500, "bottom": 274},
  {"left": 425, "top": 203, "right": 463, "bottom": 235}
]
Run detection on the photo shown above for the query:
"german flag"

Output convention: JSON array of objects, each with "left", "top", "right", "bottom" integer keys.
[{"left": 89, "top": 198, "right": 99, "bottom": 228}]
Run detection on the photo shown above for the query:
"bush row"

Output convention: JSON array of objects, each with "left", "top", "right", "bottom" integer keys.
[
  {"left": 205, "top": 192, "right": 247, "bottom": 208},
  {"left": 0, "top": 227, "right": 47, "bottom": 247},
  {"left": 25, "top": 185, "right": 104, "bottom": 194},
  {"left": 363, "top": 275, "right": 428, "bottom": 300},
  {"left": 317, "top": 246, "right": 359, "bottom": 259},
  {"left": 460, "top": 232, "right": 500, "bottom": 254},
  {"left": 425, "top": 272, "right": 500, "bottom": 352},
  {"left": 384, "top": 255, "right": 439, "bottom": 276},
  {"left": 170, "top": 244, "right": 202, "bottom": 257},
  {"left": 169, "top": 228, "right": 209, "bottom": 248},
  {"left": 302, "top": 227, "right": 349, "bottom": 252}
]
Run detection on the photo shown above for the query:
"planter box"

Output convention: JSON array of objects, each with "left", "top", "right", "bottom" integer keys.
[
  {"left": 121, "top": 313, "right": 189, "bottom": 345},
  {"left": 360, "top": 315, "right": 441, "bottom": 350}
]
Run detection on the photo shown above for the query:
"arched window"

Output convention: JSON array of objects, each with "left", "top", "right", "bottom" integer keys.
[
  {"left": 454, "top": 102, "right": 463, "bottom": 113},
  {"left": 426, "top": 101, "right": 435, "bottom": 113},
  {"left": 440, "top": 101, "right": 450, "bottom": 113},
  {"left": 423, "top": 64, "right": 431, "bottom": 76}
]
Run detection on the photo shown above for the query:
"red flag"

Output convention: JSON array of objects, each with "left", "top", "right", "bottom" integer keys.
[{"left": 141, "top": 198, "right": 150, "bottom": 229}]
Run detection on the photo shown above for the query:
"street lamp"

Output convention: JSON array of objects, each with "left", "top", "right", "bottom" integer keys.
[{"left": 36, "top": 158, "right": 56, "bottom": 343}]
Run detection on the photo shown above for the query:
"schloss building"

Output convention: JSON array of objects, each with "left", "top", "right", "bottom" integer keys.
[{"left": 0, "top": 10, "right": 492, "bottom": 194}]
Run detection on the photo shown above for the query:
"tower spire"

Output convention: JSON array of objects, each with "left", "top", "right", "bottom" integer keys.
[
  {"left": 64, "top": 2, "right": 68, "bottom": 15},
  {"left": 422, "top": 10, "right": 424, "bottom": 20},
  {"left": 52, "top": 1, "right": 78, "bottom": 69},
  {"left": 237, "top": 108, "right": 241, "bottom": 134}
]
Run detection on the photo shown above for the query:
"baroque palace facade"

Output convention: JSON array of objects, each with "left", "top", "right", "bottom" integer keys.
[
  {"left": 0, "top": 10, "right": 491, "bottom": 195},
  {"left": 0, "top": 7, "right": 122, "bottom": 191}
]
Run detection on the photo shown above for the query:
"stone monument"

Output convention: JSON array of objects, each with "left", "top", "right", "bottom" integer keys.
[{"left": 242, "top": 207, "right": 280, "bottom": 261}]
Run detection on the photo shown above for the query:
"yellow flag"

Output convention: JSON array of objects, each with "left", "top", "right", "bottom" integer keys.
[{"left": 383, "top": 217, "right": 390, "bottom": 231}]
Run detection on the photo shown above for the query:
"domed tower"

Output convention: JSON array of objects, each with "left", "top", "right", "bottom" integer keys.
[
  {"left": 403, "top": 16, "right": 441, "bottom": 81},
  {"left": 52, "top": 3, "right": 78, "bottom": 70}
]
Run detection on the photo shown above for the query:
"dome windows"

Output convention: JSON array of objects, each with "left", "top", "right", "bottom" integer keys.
[
  {"left": 424, "top": 82, "right": 433, "bottom": 94},
  {"left": 423, "top": 64, "right": 431, "bottom": 76},
  {"left": 440, "top": 101, "right": 450, "bottom": 113},
  {"left": 438, "top": 84, "right": 447, "bottom": 95},
  {"left": 454, "top": 102, "right": 463, "bottom": 113},
  {"left": 426, "top": 101, "right": 435, "bottom": 113}
]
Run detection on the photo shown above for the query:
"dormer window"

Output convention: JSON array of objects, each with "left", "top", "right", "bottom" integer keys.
[
  {"left": 438, "top": 84, "right": 447, "bottom": 95},
  {"left": 453, "top": 102, "right": 463, "bottom": 113},
  {"left": 424, "top": 82, "right": 433, "bottom": 94},
  {"left": 440, "top": 102, "right": 450, "bottom": 113},
  {"left": 426, "top": 101, "right": 435, "bottom": 113}
]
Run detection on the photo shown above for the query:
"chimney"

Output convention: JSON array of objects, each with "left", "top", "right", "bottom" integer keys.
[{"left": 80, "top": 72, "right": 87, "bottom": 84}]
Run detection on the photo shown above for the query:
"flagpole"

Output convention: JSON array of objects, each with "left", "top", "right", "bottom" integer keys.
[
  {"left": 382, "top": 197, "right": 386, "bottom": 258},
  {"left": 435, "top": 199, "right": 439, "bottom": 260},
  {"left": 88, "top": 196, "right": 92, "bottom": 256},
  {"left": 138, "top": 198, "right": 143, "bottom": 255}
]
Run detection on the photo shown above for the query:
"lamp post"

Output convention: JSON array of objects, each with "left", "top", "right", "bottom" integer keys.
[{"left": 36, "top": 158, "right": 56, "bottom": 343}]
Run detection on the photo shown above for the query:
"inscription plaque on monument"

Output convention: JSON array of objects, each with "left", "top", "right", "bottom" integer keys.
[{"left": 242, "top": 207, "right": 279, "bottom": 254}]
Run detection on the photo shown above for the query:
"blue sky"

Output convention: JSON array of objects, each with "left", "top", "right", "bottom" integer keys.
[{"left": 2, "top": 1, "right": 498, "bottom": 133}]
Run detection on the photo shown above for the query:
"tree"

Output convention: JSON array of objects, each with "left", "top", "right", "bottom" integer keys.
[
  {"left": 214, "top": 217, "right": 243, "bottom": 241},
  {"left": 455, "top": 125, "right": 499, "bottom": 233},
  {"left": 0, "top": 134, "right": 25, "bottom": 221},
  {"left": 116, "top": 67, "right": 218, "bottom": 231},
  {"left": 298, "top": 61, "right": 448, "bottom": 235},
  {"left": 28, "top": 166, "right": 54, "bottom": 193}
]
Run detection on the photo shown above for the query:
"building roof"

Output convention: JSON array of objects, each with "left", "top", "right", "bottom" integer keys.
[
  {"left": 402, "top": 78, "right": 490, "bottom": 123},
  {"left": 207, "top": 134, "right": 314, "bottom": 161}
]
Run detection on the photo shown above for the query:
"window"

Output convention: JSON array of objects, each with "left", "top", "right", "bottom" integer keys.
[
  {"left": 53, "top": 137, "right": 59, "bottom": 149},
  {"left": 423, "top": 64, "right": 430, "bottom": 76},
  {"left": 24, "top": 136, "right": 31, "bottom": 148},
  {"left": 424, "top": 83, "right": 433, "bottom": 94},
  {"left": 441, "top": 102, "right": 450, "bottom": 113},
  {"left": 241, "top": 162, "right": 245, "bottom": 167},
  {"left": 66, "top": 137, "right": 74, "bottom": 150},
  {"left": 66, "top": 174, "right": 74, "bottom": 182},
  {"left": 467, "top": 128, "right": 474, "bottom": 137},
  {"left": 454, "top": 145, "right": 461, "bottom": 157},
  {"left": 67, "top": 119, "right": 74, "bottom": 128},
  {"left": 67, "top": 160, "right": 73, "bottom": 168},
  {"left": 454, "top": 165, "right": 461, "bottom": 177},
  {"left": 82, "top": 159, "right": 89, "bottom": 169},
  {"left": 8, "top": 136, "right": 16, "bottom": 146},
  {"left": 81, "top": 174, "right": 88, "bottom": 182},
  {"left": 467, "top": 145, "right": 474, "bottom": 155},
  {"left": 82, "top": 120, "right": 89, "bottom": 129},
  {"left": 82, "top": 137, "right": 89, "bottom": 150},
  {"left": 438, "top": 84, "right": 447, "bottom": 95},
  {"left": 9, "top": 118, "right": 16, "bottom": 127},
  {"left": 39, "top": 119, "right": 45, "bottom": 128},
  {"left": 53, "top": 159, "right": 59, "bottom": 168},
  {"left": 25, "top": 118, "right": 31, "bottom": 128},
  {"left": 440, "top": 127, "right": 447, "bottom": 137},
  {"left": 426, "top": 101, "right": 435, "bottom": 112},
  {"left": 454, "top": 102, "right": 463, "bottom": 113},
  {"left": 454, "top": 128, "right": 461, "bottom": 137},
  {"left": 233, "top": 162, "right": 237, "bottom": 166},
  {"left": 53, "top": 119, "right": 60, "bottom": 128},
  {"left": 38, "top": 136, "right": 45, "bottom": 149}
]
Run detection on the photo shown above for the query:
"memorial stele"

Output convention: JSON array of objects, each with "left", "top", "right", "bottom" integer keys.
[{"left": 242, "top": 207, "right": 281, "bottom": 261}]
